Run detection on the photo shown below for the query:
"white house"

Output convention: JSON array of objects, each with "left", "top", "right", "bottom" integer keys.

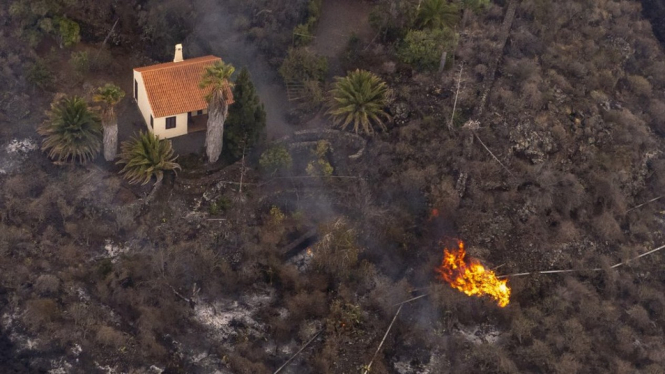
[{"left": 132, "top": 44, "right": 221, "bottom": 139}]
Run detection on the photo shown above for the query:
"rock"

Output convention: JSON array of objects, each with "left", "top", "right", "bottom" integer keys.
[
  {"left": 391, "top": 102, "right": 410, "bottom": 124},
  {"left": 382, "top": 61, "right": 397, "bottom": 74},
  {"left": 509, "top": 122, "right": 557, "bottom": 164}
]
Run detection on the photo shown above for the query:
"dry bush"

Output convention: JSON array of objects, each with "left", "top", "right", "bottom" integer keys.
[
  {"left": 519, "top": 339, "right": 555, "bottom": 372},
  {"left": 627, "top": 75, "right": 652, "bottom": 97},
  {"left": 312, "top": 218, "right": 362, "bottom": 280},
  {"left": 285, "top": 290, "right": 328, "bottom": 322},
  {"left": 138, "top": 330, "right": 167, "bottom": 359},
  {"left": 3, "top": 172, "right": 47, "bottom": 199},
  {"left": 23, "top": 298, "right": 60, "bottom": 331},
  {"left": 34, "top": 274, "right": 61, "bottom": 296},
  {"left": 555, "top": 353, "right": 581, "bottom": 374},
  {"left": 227, "top": 354, "right": 270, "bottom": 374},
  {"left": 592, "top": 211, "right": 623, "bottom": 241},
  {"left": 648, "top": 99, "right": 665, "bottom": 135},
  {"left": 468, "top": 344, "right": 518, "bottom": 373},
  {"left": 615, "top": 325, "right": 637, "bottom": 356},
  {"left": 96, "top": 325, "right": 126, "bottom": 348},
  {"left": 521, "top": 81, "right": 543, "bottom": 109},
  {"left": 626, "top": 304, "right": 652, "bottom": 332},
  {"left": 511, "top": 313, "right": 536, "bottom": 344}
]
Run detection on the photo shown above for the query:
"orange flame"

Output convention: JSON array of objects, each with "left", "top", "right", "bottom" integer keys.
[
  {"left": 306, "top": 247, "right": 313, "bottom": 256},
  {"left": 435, "top": 240, "right": 510, "bottom": 307}
]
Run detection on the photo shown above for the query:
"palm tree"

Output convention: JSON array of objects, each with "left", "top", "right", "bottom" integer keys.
[
  {"left": 417, "top": 0, "right": 460, "bottom": 30},
  {"left": 116, "top": 131, "right": 181, "bottom": 185},
  {"left": 327, "top": 69, "right": 390, "bottom": 135},
  {"left": 38, "top": 96, "right": 102, "bottom": 163},
  {"left": 199, "top": 61, "right": 235, "bottom": 163},
  {"left": 93, "top": 83, "right": 125, "bottom": 161}
]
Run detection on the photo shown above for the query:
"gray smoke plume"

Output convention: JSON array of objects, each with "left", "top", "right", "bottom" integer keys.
[{"left": 185, "top": 0, "right": 294, "bottom": 140}]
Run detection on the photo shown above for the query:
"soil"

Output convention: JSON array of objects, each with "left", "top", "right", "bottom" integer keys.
[{"left": 311, "top": 0, "right": 375, "bottom": 76}]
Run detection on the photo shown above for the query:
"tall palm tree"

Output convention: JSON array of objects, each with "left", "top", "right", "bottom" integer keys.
[
  {"left": 199, "top": 61, "right": 235, "bottom": 163},
  {"left": 93, "top": 83, "right": 125, "bottom": 161},
  {"left": 116, "top": 131, "right": 181, "bottom": 186},
  {"left": 327, "top": 69, "right": 390, "bottom": 135},
  {"left": 418, "top": 0, "right": 460, "bottom": 29},
  {"left": 38, "top": 96, "right": 102, "bottom": 163}
]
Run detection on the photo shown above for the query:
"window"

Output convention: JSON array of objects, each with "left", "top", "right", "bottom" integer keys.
[
  {"left": 134, "top": 80, "right": 138, "bottom": 100},
  {"left": 150, "top": 115, "right": 153, "bottom": 129},
  {"left": 197, "top": 110, "right": 203, "bottom": 116},
  {"left": 166, "top": 116, "right": 176, "bottom": 129}
]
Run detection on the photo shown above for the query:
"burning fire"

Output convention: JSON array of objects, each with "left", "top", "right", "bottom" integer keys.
[
  {"left": 306, "top": 247, "right": 313, "bottom": 256},
  {"left": 435, "top": 240, "right": 510, "bottom": 307}
]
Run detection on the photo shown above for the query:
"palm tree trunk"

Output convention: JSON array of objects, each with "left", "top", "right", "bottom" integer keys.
[
  {"left": 205, "top": 90, "right": 228, "bottom": 163},
  {"left": 103, "top": 120, "right": 118, "bottom": 161}
]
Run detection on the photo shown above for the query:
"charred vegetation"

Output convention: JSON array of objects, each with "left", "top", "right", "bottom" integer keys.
[{"left": 1, "top": 0, "right": 665, "bottom": 373}]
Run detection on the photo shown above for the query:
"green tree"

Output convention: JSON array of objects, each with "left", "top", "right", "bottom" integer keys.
[
  {"left": 26, "top": 59, "right": 54, "bottom": 90},
  {"left": 279, "top": 47, "right": 328, "bottom": 83},
  {"left": 327, "top": 69, "right": 390, "bottom": 135},
  {"left": 224, "top": 67, "right": 267, "bottom": 159},
  {"left": 93, "top": 83, "right": 125, "bottom": 161},
  {"left": 259, "top": 145, "right": 292, "bottom": 174},
  {"left": 9, "top": 0, "right": 79, "bottom": 48},
  {"left": 306, "top": 140, "right": 333, "bottom": 177},
  {"left": 462, "top": 0, "right": 491, "bottom": 12},
  {"left": 55, "top": 17, "right": 80, "bottom": 48},
  {"left": 417, "top": 0, "right": 460, "bottom": 29},
  {"left": 200, "top": 61, "right": 235, "bottom": 163},
  {"left": 398, "top": 27, "right": 458, "bottom": 70},
  {"left": 38, "top": 96, "right": 102, "bottom": 163},
  {"left": 117, "top": 131, "right": 181, "bottom": 185}
]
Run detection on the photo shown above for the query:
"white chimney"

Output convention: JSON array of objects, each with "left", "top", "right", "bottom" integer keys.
[{"left": 174, "top": 44, "right": 183, "bottom": 62}]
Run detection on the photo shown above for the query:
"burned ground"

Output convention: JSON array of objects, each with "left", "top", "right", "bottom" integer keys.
[{"left": 1, "top": 0, "right": 665, "bottom": 373}]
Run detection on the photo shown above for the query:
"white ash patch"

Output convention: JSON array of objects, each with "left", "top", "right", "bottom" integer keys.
[
  {"left": 193, "top": 291, "right": 273, "bottom": 346},
  {"left": 394, "top": 361, "right": 431, "bottom": 374},
  {"left": 75, "top": 287, "right": 90, "bottom": 302},
  {"left": 148, "top": 365, "right": 165, "bottom": 373},
  {"left": 278, "top": 340, "right": 297, "bottom": 357},
  {"left": 287, "top": 249, "right": 315, "bottom": 272},
  {"left": 194, "top": 301, "right": 263, "bottom": 343},
  {"left": 103, "top": 239, "right": 130, "bottom": 261},
  {"left": 184, "top": 350, "right": 232, "bottom": 373},
  {"left": 5, "top": 138, "right": 38, "bottom": 154},
  {"left": 48, "top": 359, "right": 72, "bottom": 374},
  {"left": 2, "top": 311, "right": 40, "bottom": 352},
  {"left": 71, "top": 344, "right": 82, "bottom": 356},
  {"left": 456, "top": 324, "right": 501, "bottom": 345},
  {"left": 0, "top": 138, "right": 38, "bottom": 175},
  {"left": 393, "top": 351, "right": 446, "bottom": 374},
  {"left": 94, "top": 361, "right": 118, "bottom": 373}
]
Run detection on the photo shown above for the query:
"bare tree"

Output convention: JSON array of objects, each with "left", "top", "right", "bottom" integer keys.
[{"left": 449, "top": 64, "right": 463, "bottom": 130}]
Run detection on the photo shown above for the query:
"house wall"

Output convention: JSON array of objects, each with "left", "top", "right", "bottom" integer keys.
[
  {"left": 153, "top": 113, "right": 188, "bottom": 139},
  {"left": 133, "top": 70, "right": 153, "bottom": 131},
  {"left": 133, "top": 69, "right": 208, "bottom": 139}
]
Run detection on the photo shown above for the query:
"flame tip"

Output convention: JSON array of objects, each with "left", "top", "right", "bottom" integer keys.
[{"left": 436, "top": 240, "right": 511, "bottom": 307}]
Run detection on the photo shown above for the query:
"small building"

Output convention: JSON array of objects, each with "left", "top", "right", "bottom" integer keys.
[{"left": 132, "top": 44, "right": 220, "bottom": 139}]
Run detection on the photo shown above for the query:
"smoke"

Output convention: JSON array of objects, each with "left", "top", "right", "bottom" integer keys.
[{"left": 185, "top": 0, "right": 294, "bottom": 140}]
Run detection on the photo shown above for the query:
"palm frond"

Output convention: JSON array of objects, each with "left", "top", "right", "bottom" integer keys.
[
  {"left": 200, "top": 61, "right": 236, "bottom": 104},
  {"left": 93, "top": 83, "right": 125, "bottom": 122},
  {"left": 418, "top": 0, "right": 460, "bottom": 29},
  {"left": 38, "top": 96, "right": 102, "bottom": 163},
  {"left": 117, "top": 131, "right": 181, "bottom": 185},
  {"left": 326, "top": 69, "right": 390, "bottom": 135}
]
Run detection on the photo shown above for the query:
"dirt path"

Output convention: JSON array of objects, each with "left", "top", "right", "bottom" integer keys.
[{"left": 311, "top": 0, "right": 374, "bottom": 76}]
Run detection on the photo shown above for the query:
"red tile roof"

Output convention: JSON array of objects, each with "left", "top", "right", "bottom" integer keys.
[{"left": 134, "top": 56, "right": 223, "bottom": 118}]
